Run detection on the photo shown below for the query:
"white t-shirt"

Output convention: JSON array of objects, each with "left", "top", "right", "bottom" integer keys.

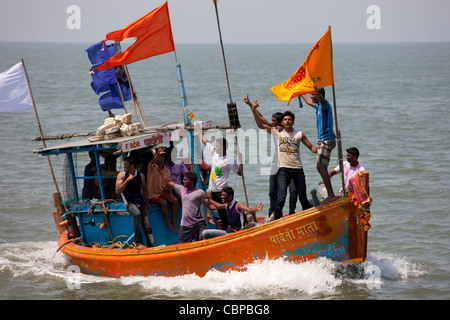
[
  {"left": 271, "top": 129, "right": 304, "bottom": 169},
  {"left": 334, "top": 161, "right": 365, "bottom": 191},
  {"left": 205, "top": 142, "right": 239, "bottom": 192}
]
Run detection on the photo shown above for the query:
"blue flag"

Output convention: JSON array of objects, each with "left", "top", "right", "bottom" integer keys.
[
  {"left": 98, "top": 82, "right": 131, "bottom": 111},
  {"left": 298, "top": 96, "right": 303, "bottom": 108},
  {"left": 86, "top": 41, "right": 118, "bottom": 65},
  {"left": 90, "top": 66, "right": 118, "bottom": 94},
  {"left": 86, "top": 41, "right": 131, "bottom": 111}
]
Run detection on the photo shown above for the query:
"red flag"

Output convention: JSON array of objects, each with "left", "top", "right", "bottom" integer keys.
[{"left": 97, "top": 2, "right": 175, "bottom": 70}]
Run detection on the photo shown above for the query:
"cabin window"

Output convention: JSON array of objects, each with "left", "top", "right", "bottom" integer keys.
[{"left": 62, "top": 151, "right": 124, "bottom": 203}]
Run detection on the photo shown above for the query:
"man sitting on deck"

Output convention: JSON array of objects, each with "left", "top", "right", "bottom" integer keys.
[
  {"left": 201, "top": 187, "right": 263, "bottom": 240},
  {"left": 116, "top": 157, "right": 155, "bottom": 249}
]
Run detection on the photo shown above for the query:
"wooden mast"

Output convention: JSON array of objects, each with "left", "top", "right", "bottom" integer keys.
[
  {"left": 328, "top": 26, "right": 346, "bottom": 196},
  {"left": 21, "top": 59, "right": 60, "bottom": 194},
  {"left": 212, "top": 0, "right": 249, "bottom": 207}
]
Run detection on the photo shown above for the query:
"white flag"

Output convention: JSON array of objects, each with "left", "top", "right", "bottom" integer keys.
[{"left": 0, "top": 62, "right": 33, "bottom": 112}]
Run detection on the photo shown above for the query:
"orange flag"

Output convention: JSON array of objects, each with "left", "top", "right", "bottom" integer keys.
[
  {"left": 96, "top": 2, "right": 175, "bottom": 70},
  {"left": 271, "top": 28, "right": 334, "bottom": 106}
]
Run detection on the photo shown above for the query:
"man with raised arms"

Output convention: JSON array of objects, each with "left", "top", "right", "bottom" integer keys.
[{"left": 248, "top": 99, "right": 317, "bottom": 219}]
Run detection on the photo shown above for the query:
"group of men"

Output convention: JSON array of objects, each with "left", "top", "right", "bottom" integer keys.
[
  {"left": 114, "top": 138, "right": 263, "bottom": 249},
  {"left": 113, "top": 85, "right": 364, "bottom": 249},
  {"left": 245, "top": 86, "right": 364, "bottom": 220}
]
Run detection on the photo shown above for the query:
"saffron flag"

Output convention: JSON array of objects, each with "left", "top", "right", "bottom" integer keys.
[
  {"left": 271, "top": 28, "right": 334, "bottom": 106},
  {"left": 96, "top": 2, "right": 175, "bottom": 71},
  {"left": 0, "top": 62, "right": 33, "bottom": 112}
]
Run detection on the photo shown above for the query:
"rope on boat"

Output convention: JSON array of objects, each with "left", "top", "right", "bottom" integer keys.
[{"left": 51, "top": 236, "right": 82, "bottom": 263}]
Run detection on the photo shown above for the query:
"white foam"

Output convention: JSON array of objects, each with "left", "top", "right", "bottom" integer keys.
[
  {"left": 0, "top": 240, "right": 427, "bottom": 297},
  {"left": 122, "top": 257, "right": 342, "bottom": 298},
  {"left": 365, "top": 251, "right": 426, "bottom": 280}
]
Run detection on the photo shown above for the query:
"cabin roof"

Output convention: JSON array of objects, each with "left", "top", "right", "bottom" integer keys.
[{"left": 33, "top": 126, "right": 181, "bottom": 156}]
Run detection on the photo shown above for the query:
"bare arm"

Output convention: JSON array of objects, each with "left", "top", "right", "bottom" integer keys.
[
  {"left": 206, "top": 197, "right": 226, "bottom": 210},
  {"left": 149, "top": 146, "right": 166, "bottom": 168},
  {"left": 300, "top": 94, "right": 316, "bottom": 108},
  {"left": 202, "top": 198, "right": 220, "bottom": 211},
  {"left": 236, "top": 202, "right": 263, "bottom": 214},
  {"left": 115, "top": 171, "right": 133, "bottom": 195},
  {"left": 243, "top": 94, "right": 272, "bottom": 133},
  {"left": 313, "top": 85, "right": 326, "bottom": 104},
  {"left": 301, "top": 133, "right": 318, "bottom": 153}
]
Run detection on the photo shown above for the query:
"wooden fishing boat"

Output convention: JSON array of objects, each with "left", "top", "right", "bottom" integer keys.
[
  {"left": 34, "top": 128, "right": 371, "bottom": 278},
  {"left": 31, "top": 2, "right": 372, "bottom": 278},
  {"left": 59, "top": 196, "right": 370, "bottom": 278}
]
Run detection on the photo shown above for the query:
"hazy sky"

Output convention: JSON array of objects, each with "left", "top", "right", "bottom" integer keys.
[{"left": 1, "top": 0, "right": 449, "bottom": 44}]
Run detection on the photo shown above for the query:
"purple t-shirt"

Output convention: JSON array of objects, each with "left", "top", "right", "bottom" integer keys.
[
  {"left": 165, "top": 161, "right": 188, "bottom": 184},
  {"left": 174, "top": 184, "right": 206, "bottom": 227}
]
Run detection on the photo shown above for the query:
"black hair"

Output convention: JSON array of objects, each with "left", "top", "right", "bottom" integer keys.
[
  {"left": 185, "top": 171, "right": 198, "bottom": 185},
  {"left": 282, "top": 110, "right": 295, "bottom": 122},
  {"left": 124, "top": 156, "right": 135, "bottom": 165},
  {"left": 318, "top": 88, "right": 326, "bottom": 98},
  {"left": 221, "top": 186, "right": 234, "bottom": 199},
  {"left": 346, "top": 147, "right": 360, "bottom": 158},
  {"left": 272, "top": 112, "right": 283, "bottom": 122}
]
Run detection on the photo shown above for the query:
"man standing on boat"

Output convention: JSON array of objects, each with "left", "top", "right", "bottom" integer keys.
[
  {"left": 243, "top": 94, "right": 298, "bottom": 218},
  {"left": 116, "top": 157, "right": 155, "bottom": 249},
  {"left": 250, "top": 101, "right": 317, "bottom": 219},
  {"left": 200, "top": 132, "right": 243, "bottom": 230},
  {"left": 160, "top": 171, "right": 217, "bottom": 243},
  {"left": 301, "top": 86, "right": 338, "bottom": 204}
]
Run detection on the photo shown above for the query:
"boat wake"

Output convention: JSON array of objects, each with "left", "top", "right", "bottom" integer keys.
[{"left": 0, "top": 240, "right": 426, "bottom": 299}]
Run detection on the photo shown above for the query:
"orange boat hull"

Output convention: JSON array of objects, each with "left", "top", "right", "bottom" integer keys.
[{"left": 59, "top": 197, "right": 368, "bottom": 278}]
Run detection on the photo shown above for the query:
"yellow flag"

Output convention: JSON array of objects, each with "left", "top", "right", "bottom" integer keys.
[{"left": 271, "top": 28, "right": 334, "bottom": 106}]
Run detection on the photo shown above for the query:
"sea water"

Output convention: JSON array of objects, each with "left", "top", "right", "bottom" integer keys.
[{"left": 0, "top": 42, "right": 449, "bottom": 300}]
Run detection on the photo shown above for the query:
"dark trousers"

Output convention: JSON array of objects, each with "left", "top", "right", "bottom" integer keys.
[
  {"left": 269, "top": 172, "right": 298, "bottom": 216},
  {"left": 126, "top": 202, "right": 152, "bottom": 246},
  {"left": 274, "top": 168, "right": 311, "bottom": 220},
  {"left": 211, "top": 191, "right": 229, "bottom": 230},
  {"left": 178, "top": 221, "right": 207, "bottom": 243}
]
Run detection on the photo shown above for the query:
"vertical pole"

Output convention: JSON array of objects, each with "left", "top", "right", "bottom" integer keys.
[
  {"left": 174, "top": 53, "right": 201, "bottom": 189},
  {"left": 116, "top": 82, "right": 128, "bottom": 114},
  {"left": 115, "top": 43, "right": 149, "bottom": 127},
  {"left": 212, "top": 0, "right": 233, "bottom": 103},
  {"left": 21, "top": 59, "right": 60, "bottom": 194},
  {"left": 328, "top": 27, "right": 346, "bottom": 196},
  {"left": 212, "top": 0, "right": 248, "bottom": 205},
  {"left": 67, "top": 153, "right": 79, "bottom": 201}
]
